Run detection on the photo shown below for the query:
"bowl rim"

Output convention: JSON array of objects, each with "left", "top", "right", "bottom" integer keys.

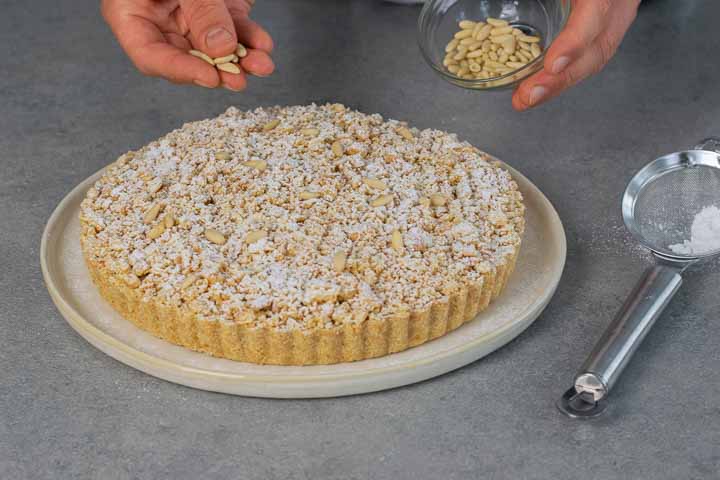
[{"left": 417, "top": 0, "right": 571, "bottom": 89}]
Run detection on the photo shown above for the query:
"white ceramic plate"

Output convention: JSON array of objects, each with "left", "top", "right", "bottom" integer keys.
[{"left": 41, "top": 162, "right": 565, "bottom": 398}]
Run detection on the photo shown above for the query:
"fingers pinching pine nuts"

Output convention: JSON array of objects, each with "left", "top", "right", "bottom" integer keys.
[
  {"left": 443, "top": 18, "right": 542, "bottom": 81},
  {"left": 189, "top": 43, "right": 249, "bottom": 75}
]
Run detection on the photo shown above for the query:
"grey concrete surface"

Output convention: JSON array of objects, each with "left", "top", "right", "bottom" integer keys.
[{"left": 2, "top": 1, "right": 719, "bottom": 479}]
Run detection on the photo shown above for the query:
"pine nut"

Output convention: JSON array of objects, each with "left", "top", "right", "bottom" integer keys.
[
  {"left": 205, "top": 229, "right": 227, "bottom": 245},
  {"left": 459, "top": 37, "right": 475, "bottom": 46},
  {"left": 467, "top": 50, "right": 485, "bottom": 58},
  {"left": 490, "top": 26, "right": 513, "bottom": 36},
  {"left": 448, "top": 65, "right": 460, "bottom": 74},
  {"left": 490, "top": 34, "right": 514, "bottom": 44},
  {"left": 445, "top": 39, "right": 459, "bottom": 53},
  {"left": 143, "top": 203, "right": 164, "bottom": 224},
  {"left": 189, "top": 50, "right": 214, "bottom": 65},
  {"left": 244, "top": 160, "right": 268, "bottom": 171},
  {"left": 263, "top": 119, "right": 280, "bottom": 131},
  {"left": 468, "top": 41, "right": 483, "bottom": 51},
  {"left": 453, "top": 51, "right": 466, "bottom": 61},
  {"left": 236, "top": 43, "right": 248, "bottom": 58},
  {"left": 471, "top": 22, "right": 485, "bottom": 38},
  {"left": 469, "top": 61, "right": 482, "bottom": 72},
  {"left": 503, "top": 36, "right": 517, "bottom": 54},
  {"left": 217, "top": 62, "right": 241, "bottom": 74},
  {"left": 370, "top": 194, "right": 393, "bottom": 207},
  {"left": 458, "top": 20, "right": 476, "bottom": 29},
  {"left": 506, "top": 61, "right": 526, "bottom": 69},
  {"left": 531, "top": 43, "right": 542, "bottom": 58},
  {"left": 485, "top": 60, "right": 506, "bottom": 70},
  {"left": 391, "top": 229, "right": 403, "bottom": 252},
  {"left": 331, "top": 140, "right": 343, "bottom": 157},
  {"left": 430, "top": 194, "right": 448, "bottom": 207},
  {"left": 301, "top": 128, "right": 320, "bottom": 137},
  {"left": 457, "top": 66, "right": 469, "bottom": 76},
  {"left": 454, "top": 29, "right": 474, "bottom": 39},
  {"left": 519, "top": 34, "right": 541, "bottom": 43},
  {"left": 419, "top": 197, "right": 431, "bottom": 208},
  {"left": 148, "top": 222, "right": 166, "bottom": 240},
  {"left": 147, "top": 177, "right": 163, "bottom": 194},
  {"left": 397, "top": 127, "right": 414, "bottom": 140},
  {"left": 363, "top": 178, "right": 388, "bottom": 190},
  {"left": 299, "top": 191, "right": 320, "bottom": 200},
  {"left": 245, "top": 229, "right": 267, "bottom": 244},
  {"left": 163, "top": 213, "right": 176, "bottom": 228},
  {"left": 213, "top": 54, "right": 236, "bottom": 64},
  {"left": 475, "top": 24, "right": 493, "bottom": 42},
  {"left": 486, "top": 17, "right": 508, "bottom": 27},
  {"left": 498, "top": 53, "right": 509, "bottom": 64},
  {"left": 332, "top": 251, "right": 347, "bottom": 273}
]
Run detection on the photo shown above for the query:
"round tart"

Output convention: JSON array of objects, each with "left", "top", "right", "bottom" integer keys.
[{"left": 80, "top": 104, "right": 525, "bottom": 365}]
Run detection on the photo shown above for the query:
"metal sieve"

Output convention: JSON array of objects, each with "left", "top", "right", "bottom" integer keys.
[{"left": 558, "top": 138, "right": 720, "bottom": 418}]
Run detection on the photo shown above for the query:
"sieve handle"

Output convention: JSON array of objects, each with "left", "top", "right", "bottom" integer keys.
[
  {"left": 694, "top": 137, "right": 720, "bottom": 153},
  {"left": 572, "top": 264, "right": 683, "bottom": 402}
]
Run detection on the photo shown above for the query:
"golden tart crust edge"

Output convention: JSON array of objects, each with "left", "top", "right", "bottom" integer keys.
[{"left": 81, "top": 236, "right": 520, "bottom": 365}]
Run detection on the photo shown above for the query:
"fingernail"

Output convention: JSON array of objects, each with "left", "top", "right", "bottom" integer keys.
[
  {"left": 194, "top": 79, "right": 214, "bottom": 88},
  {"left": 528, "top": 86, "right": 548, "bottom": 106},
  {"left": 206, "top": 27, "right": 233, "bottom": 50},
  {"left": 551, "top": 56, "right": 570, "bottom": 74},
  {"left": 222, "top": 83, "right": 244, "bottom": 92}
]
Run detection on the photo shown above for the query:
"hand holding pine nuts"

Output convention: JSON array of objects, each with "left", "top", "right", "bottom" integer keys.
[
  {"left": 443, "top": 17, "right": 543, "bottom": 81},
  {"left": 101, "top": 0, "right": 275, "bottom": 91},
  {"left": 512, "top": 0, "right": 641, "bottom": 111}
]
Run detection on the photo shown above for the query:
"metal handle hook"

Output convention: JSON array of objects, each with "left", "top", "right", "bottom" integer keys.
[
  {"left": 693, "top": 137, "right": 720, "bottom": 153},
  {"left": 558, "top": 264, "right": 684, "bottom": 418}
]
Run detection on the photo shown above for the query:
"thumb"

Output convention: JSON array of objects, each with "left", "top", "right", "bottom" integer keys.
[{"left": 180, "top": 0, "right": 237, "bottom": 58}]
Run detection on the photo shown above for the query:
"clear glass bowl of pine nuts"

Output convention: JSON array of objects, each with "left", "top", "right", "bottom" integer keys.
[{"left": 418, "top": 0, "right": 570, "bottom": 90}]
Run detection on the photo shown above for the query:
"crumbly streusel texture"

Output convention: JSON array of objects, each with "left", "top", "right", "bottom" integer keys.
[{"left": 80, "top": 104, "right": 525, "bottom": 365}]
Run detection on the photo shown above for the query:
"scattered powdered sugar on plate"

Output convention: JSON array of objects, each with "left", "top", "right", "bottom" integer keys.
[{"left": 669, "top": 205, "right": 720, "bottom": 255}]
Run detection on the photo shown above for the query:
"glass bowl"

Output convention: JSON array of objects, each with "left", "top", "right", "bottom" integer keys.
[{"left": 418, "top": 0, "right": 571, "bottom": 90}]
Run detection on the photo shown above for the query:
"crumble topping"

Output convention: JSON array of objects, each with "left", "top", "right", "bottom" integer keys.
[{"left": 80, "top": 104, "right": 524, "bottom": 330}]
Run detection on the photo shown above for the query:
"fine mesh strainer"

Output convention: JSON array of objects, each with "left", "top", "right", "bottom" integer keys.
[{"left": 558, "top": 138, "right": 720, "bottom": 418}]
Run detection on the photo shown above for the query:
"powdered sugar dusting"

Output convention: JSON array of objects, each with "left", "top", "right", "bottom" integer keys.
[
  {"left": 79, "top": 104, "right": 524, "bottom": 331},
  {"left": 669, "top": 205, "right": 720, "bottom": 255}
]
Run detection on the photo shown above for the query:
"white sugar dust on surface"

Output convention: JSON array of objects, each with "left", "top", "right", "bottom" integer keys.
[{"left": 669, "top": 205, "right": 720, "bottom": 255}]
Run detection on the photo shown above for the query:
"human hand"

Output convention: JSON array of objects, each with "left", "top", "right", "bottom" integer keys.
[
  {"left": 101, "top": 0, "right": 274, "bottom": 91},
  {"left": 512, "top": 0, "right": 640, "bottom": 111}
]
